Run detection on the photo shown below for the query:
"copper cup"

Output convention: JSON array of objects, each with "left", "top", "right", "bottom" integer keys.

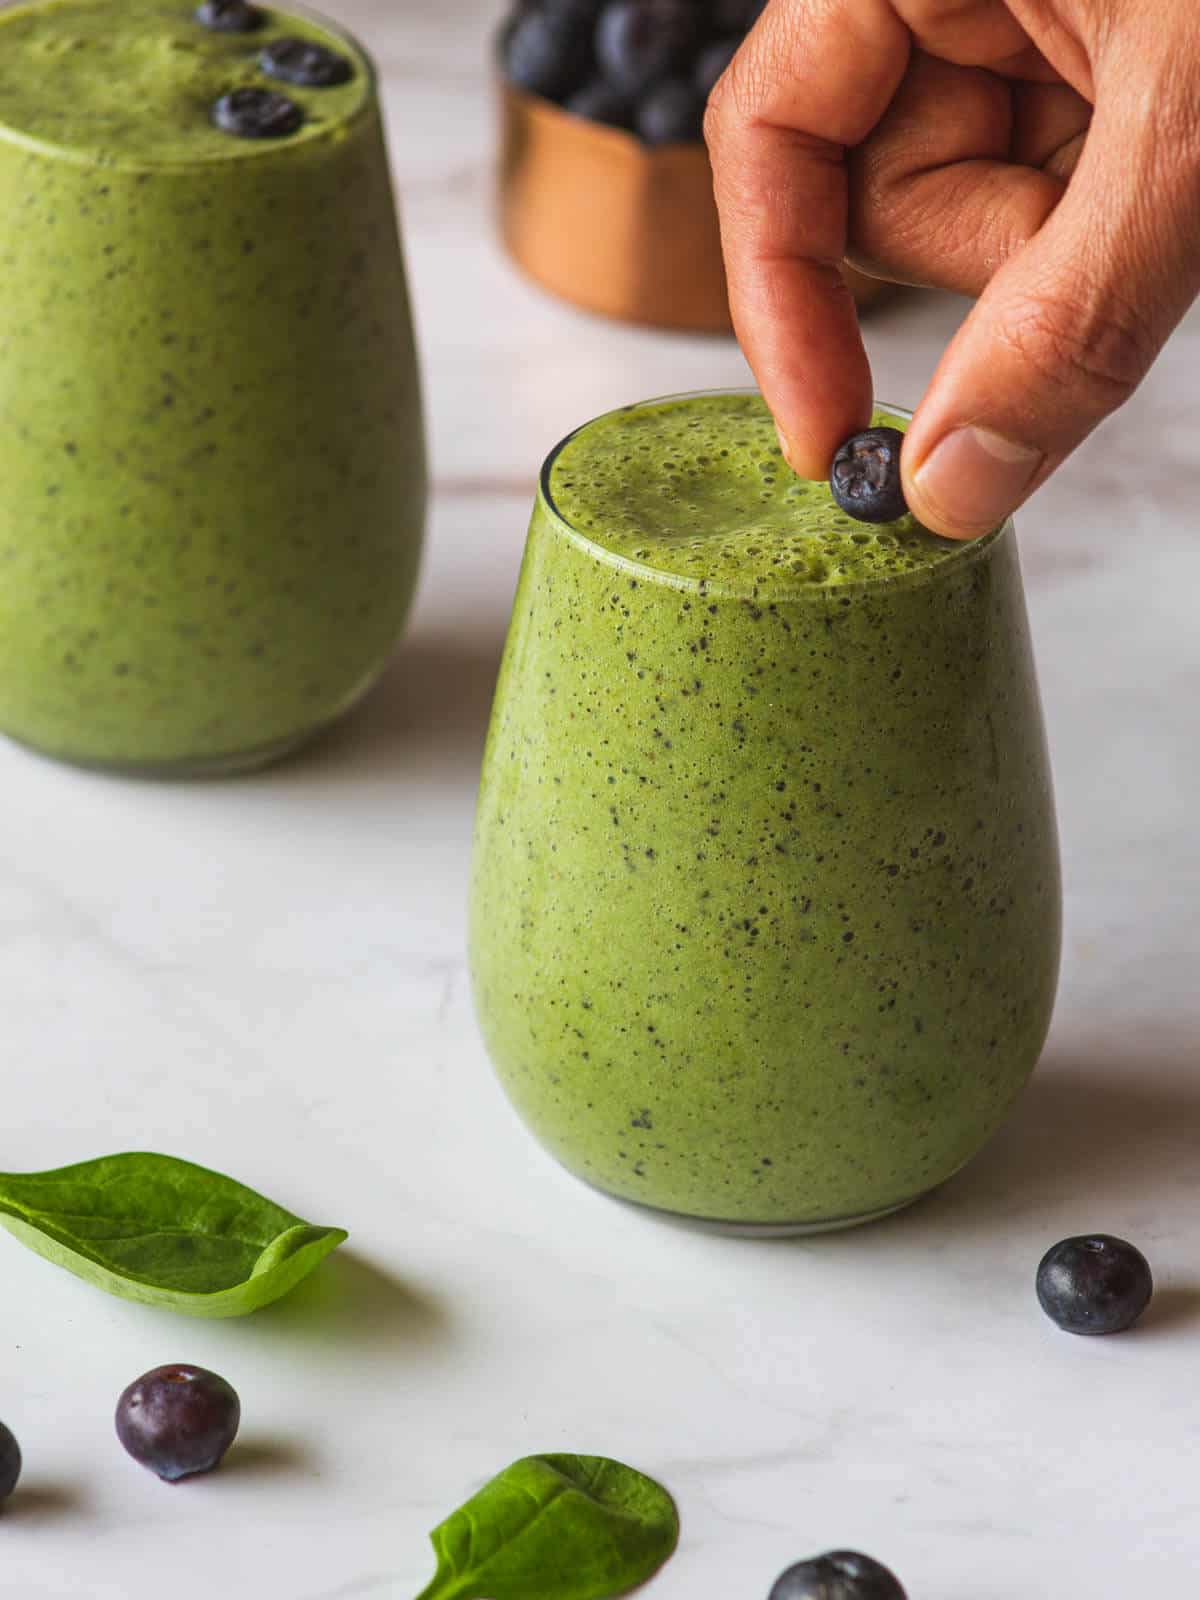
[{"left": 497, "top": 79, "right": 892, "bottom": 334}]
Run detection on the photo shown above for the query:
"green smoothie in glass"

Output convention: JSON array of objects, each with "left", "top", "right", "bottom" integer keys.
[
  {"left": 470, "top": 391, "right": 1060, "bottom": 1233},
  {"left": 0, "top": 0, "right": 425, "bottom": 773}
]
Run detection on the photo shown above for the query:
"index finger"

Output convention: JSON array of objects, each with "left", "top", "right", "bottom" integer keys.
[{"left": 705, "top": 0, "right": 909, "bottom": 478}]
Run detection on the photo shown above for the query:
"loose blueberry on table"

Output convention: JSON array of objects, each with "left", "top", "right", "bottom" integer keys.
[
  {"left": 115, "top": 1365, "right": 241, "bottom": 1482},
  {"left": 502, "top": 0, "right": 757, "bottom": 145},
  {"left": 1036, "top": 1234, "right": 1154, "bottom": 1335},
  {"left": 0, "top": 1421, "right": 21, "bottom": 1504},
  {"left": 769, "top": 1549, "right": 908, "bottom": 1600},
  {"left": 829, "top": 428, "right": 909, "bottom": 524}
]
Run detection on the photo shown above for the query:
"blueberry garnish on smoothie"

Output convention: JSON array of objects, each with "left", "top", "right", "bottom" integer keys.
[
  {"left": 260, "top": 36, "right": 354, "bottom": 88},
  {"left": 212, "top": 85, "right": 304, "bottom": 139},
  {"left": 830, "top": 426, "right": 909, "bottom": 524},
  {"left": 194, "top": 0, "right": 263, "bottom": 33}
]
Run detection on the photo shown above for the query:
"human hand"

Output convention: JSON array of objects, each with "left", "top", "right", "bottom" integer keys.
[{"left": 705, "top": 0, "right": 1200, "bottom": 538}]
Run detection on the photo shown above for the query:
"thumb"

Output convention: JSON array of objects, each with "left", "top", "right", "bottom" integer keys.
[{"left": 901, "top": 89, "right": 1200, "bottom": 540}]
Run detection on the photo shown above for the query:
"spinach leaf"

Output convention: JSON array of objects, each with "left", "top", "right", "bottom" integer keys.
[
  {"left": 0, "top": 1153, "right": 346, "bottom": 1317},
  {"left": 415, "top": 1453, "right": 679, "bottom": 1600}
]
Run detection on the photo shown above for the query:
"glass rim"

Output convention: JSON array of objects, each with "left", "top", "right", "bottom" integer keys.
[
  {"left": 0, "top": 0, "right": 378, "bottom": 172},
  {"left": 537, "top": 387, "right": 1012, "bottom": 602}
]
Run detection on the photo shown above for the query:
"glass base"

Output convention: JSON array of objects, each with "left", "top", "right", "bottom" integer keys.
[
  {"left": 585, "top": 1176, "right": 927, "bottom": 1237},
  {"left": 0, "top": 638, "right": 402, "bottom": 780},
  {"left": 4, "top": 722, "right": 322, "bottom": 780}
]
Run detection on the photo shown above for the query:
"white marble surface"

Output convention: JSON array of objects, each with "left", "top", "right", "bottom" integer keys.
[{"left": 3, "top": 1, "right": 1200, "bottom": 1594}]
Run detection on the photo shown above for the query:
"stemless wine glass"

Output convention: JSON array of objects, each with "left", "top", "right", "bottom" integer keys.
[
  {"left": 470, "top": 391, "right": 1061, "bottom": 1234},
  {"left": 0, "top": 0, "right": 425, "bottom": 774}
]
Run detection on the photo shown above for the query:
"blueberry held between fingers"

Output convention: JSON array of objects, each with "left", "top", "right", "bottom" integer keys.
[
  {"left": 115, "top": 1365, "right": 241, "bottom": 1482},
  {"left": 830, "top": 428, "right": 908, "bottom": 524},
  {"left": 212, "top": 86, "right": 304, "bottom": 139},
  {"left": 636, "top": 77, "right": 705, "bottom": 144},
  {"left": 769, "top": 1549, "right": 907, "bottom": 1600},
  {"left": 260, "top": 36, "right": 354, "bottom": 88},
  {"left": 505, "top": 9, "right": 594, "bottom": 100},
  {"left": 194, "top": 0, "right": 263, "bottom": 32},
  {"left": 1036, "top": 1234, "right": 1153, "bottom": 1335},
  {"left": 595, "top": 0, "right": 700, "bottom": 98},
  {"left": 0, "top": 1422, "right": 21, "bottom": 1503}
]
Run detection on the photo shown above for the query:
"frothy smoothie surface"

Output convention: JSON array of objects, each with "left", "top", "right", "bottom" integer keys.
[
  {"left": 0, "top": 0, "right": 369, "bottom": 165},
  {"left": 547, "top": 392, "right": 966, "bottom": 594}
]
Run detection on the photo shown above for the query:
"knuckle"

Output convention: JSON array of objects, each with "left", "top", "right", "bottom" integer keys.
[
  {"left": 996, "top": 289, "right": 1154, "bottom": 410},
  {"left": 703, "top": 50, "right": 760, "bottom": 158},
  {"left": 701, "top": 81, "right": 730, "bottom": 152},
  {"left": 1145, "top": 53, "right": 1200, "bottom": 176}
]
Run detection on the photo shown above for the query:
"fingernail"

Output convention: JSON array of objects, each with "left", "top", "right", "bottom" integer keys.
[
  {"left": 775, "top": 423, "right": 795, "bottom": 468},
  {"left": 912, "top": 426, "right": 1042, "bottom": 536}
]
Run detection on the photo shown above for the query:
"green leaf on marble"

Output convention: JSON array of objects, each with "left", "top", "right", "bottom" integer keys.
[
  {"left": 0, "top": 1152, "right": 346, "bottom": 1317},
  {"left": 414, "top": 1453, "right": 680, "bottom": 1600}
]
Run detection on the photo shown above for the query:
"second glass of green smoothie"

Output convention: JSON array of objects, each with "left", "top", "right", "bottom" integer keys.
[
  {"left": 470, "top": 391, "right": 1061, "bottom": 1234},
  {"left": 0, "top": 0, "right": 425, "bottom": 774}
]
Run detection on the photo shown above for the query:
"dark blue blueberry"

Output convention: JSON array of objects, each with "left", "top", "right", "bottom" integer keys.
[
  {"left": 829, "top": 428, "right": 908, "bottom": 523},
  {"left": 505, "top": 9, "right": 594, "bottom": 100},
  {"left": 194, "top": 0, "right": 263, "bottom": 32},
  {"left": 260, "top": 36, "right": 354, "bottom": 88},
  {"left": 769, "top": 1550, "right": 907, "bottom": 1600},
  {"left": 565, "top": 76, "right": 635, "bottom": 129},
  {"left": 541, "top": 0, "right": 607, "bottom": 21},
  {"left": 636, "top": 77, "right": 705, "bottom": 144},
  {"left": 115, "top": 1365, "right": 241, "bottom": 1483},
  {"left": 595, "top": 0, "right": 700, "bottom": 98},
  {"left": 212, "top": 86, "right": 303, "bottom": 139},
  {"left": 1036, "top": 1234, "right": 1153, "bottom": 1335},
  {"left": 694, "top": 35, "right": 739, "bottom": 98},
  {"left": 711, "top": 0, "right": 766, "bottom": 28},
  {"left": 0, "top": 1422, "right": 20, "bottom": 1504}
]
